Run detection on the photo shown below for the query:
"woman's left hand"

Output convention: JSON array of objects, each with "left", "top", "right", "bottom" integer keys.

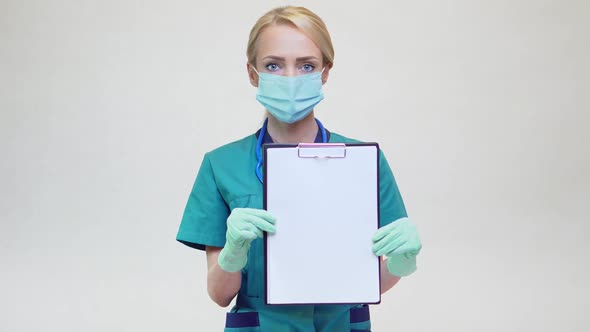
[{"left": 372, "top": 217, "right": 422, "bottom": 277}]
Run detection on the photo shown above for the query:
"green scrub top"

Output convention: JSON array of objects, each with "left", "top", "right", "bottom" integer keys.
[{"left": 177, "top": 128, "right": 407, "bottom": 332}]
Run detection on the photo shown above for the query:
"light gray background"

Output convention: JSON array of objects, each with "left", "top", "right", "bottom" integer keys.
[{"left": 1, "top": 0, "right": 588, "bottom": 331}]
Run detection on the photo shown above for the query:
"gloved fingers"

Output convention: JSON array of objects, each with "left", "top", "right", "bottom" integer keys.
[
  {"left": 242, "top": 214, "right": 277, "bottom": 234},
  {"left": 372, "top": 235, "right": 406, "bottom": 257},
  {"left": 372, "top": 221, "right": 400, "bottom": 242},
  {"left": 372, "top": 217, "right": 411, "bottom": 242},
  {"left": 237, "top": 229, "right": 260, "bottom": 242},
  {"left": 391, "top": 241, "right": 422, "bottom": 257},
  {"left": 237, "top": 208, "right": 277, "bottom": 224},
  {"left": 227, "top": 220, "right": 263, "bottom": 244},
  {"left": 244, "top": 221, "right": 265, "bottom": 238},
  {"left": 372, "top": 224, "right": 402, "bottom": 245},
  {"left": 226, "top": 227, "right": 259, "bottom": 247}
]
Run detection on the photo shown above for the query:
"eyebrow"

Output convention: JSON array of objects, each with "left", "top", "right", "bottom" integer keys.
[{"left": 262, "top": 55, "right": 320, "bottom": 61}]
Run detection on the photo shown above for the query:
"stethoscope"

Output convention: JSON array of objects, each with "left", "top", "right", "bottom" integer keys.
[{"left": 255, "top": 117, "right": 328, "bottom": 183}]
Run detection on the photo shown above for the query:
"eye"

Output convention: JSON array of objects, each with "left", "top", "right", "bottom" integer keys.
[
  {"left": 265, "top": 63, "right": 280, "bottom": 72},
  {"left": 301, "top": 64, "right": 315, "bottom": 72}
]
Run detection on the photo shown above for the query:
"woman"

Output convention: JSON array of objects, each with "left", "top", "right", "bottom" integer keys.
[{"left": 177, "top": 6, "right": 421, "bottom": 331}]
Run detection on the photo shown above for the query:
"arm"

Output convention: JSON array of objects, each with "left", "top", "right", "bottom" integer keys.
[
  {"left": 206, "top": 246, "right": 241, "bottom": 307},
  {"left": 205, "top": 208, "right": 276, "bottom": 307},
  {"left": 380, "top": 256, "right": 401, "bottom": 294},
  {"left": 373, "top": 218, "right": 422, "bottom": 283},
  {"left": 376, "top": 151, "right": 411, "bottom": 291}
]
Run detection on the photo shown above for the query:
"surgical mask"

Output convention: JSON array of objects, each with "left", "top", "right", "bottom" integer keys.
[{"left": 253, "top": 67, "right": 325, "bottom": 124}]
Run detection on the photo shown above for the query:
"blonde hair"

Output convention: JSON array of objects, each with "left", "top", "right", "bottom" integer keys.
[{"left": 247, "top": 6, "right": 334, "bottom": 68}]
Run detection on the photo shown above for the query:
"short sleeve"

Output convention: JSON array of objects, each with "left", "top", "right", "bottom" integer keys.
[
  {"left": 379, "top": 149, "right": 408, "bottom": 227},
  {"left": 176, "top": 153, "right": 230, "bottom": 250}
]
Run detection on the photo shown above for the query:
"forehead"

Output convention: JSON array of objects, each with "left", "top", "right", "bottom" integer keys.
[{"left": 256, "top": 24, "right": 322, "bottom": 59}]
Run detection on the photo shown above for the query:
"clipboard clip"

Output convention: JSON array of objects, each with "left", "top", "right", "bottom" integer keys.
[{"left": 297, "top": 143, "right": 347, "bottom": 158}]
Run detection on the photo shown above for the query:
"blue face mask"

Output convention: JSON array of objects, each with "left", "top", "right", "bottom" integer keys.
[{"left": 253, "top": 68, "right": 325, "bottom": 124}]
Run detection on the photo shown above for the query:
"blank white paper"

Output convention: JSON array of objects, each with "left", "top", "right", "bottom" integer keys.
[{"left": 265, "top": 144, "right": 380, "bottom": 305}]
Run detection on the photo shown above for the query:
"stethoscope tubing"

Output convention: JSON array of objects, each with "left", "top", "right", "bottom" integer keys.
[{"left": 255, "top": 118, "right": 327, "bottom": 183}]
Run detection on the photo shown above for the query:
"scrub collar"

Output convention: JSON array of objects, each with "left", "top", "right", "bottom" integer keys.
[{"left": 255, "top": 118, "right": 328, "bottom": 183}]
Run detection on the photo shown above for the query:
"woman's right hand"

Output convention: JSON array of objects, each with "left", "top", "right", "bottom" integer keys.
[{"left": 217, "top": 208, "right": 277, "bottom": 272}]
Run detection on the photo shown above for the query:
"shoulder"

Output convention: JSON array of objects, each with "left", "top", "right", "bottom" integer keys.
[
  {"left": 205, "top": 134, "right": 257, "bottom": 162},
  {"left": 330, "top": 131, "right": 389, "bottom": 162},
  {"left": 328, "top": 132, "right": 364, "bottom": 144}
]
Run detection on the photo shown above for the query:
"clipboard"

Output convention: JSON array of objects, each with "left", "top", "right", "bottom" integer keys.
[{"left": 263, "top": 142, "right": 381, "bottom": 305}]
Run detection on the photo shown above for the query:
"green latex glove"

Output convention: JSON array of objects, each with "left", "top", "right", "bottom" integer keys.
[
  {"left": 372, "top": 217, "right": 422, "bottom": 277},
  {"left": 218, "top": 208, "right": 276, "bottom": 272}
]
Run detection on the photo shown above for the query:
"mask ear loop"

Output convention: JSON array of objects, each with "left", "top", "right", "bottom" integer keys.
[
  {"left": 250, "top": 65, "right": 260, "bottom": 76},
  {"left": 256, "top": 118, "right": 325, "bottom": 183}
]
